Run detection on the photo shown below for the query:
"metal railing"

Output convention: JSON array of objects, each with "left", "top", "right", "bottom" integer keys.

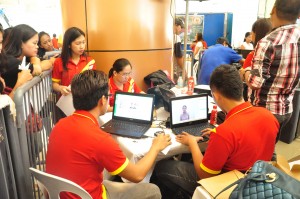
[{"left": 11, "top": 70, "right": 56, "bottom": 199}]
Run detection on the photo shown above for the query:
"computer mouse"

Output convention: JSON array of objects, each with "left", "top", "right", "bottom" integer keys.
[{"left": 154, "top": 131, "right": 164, "bottom": 137}]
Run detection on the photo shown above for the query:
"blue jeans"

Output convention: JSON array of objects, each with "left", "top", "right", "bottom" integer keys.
[{"left": 150, "top": 159, "right": 200, "bottom": 199}]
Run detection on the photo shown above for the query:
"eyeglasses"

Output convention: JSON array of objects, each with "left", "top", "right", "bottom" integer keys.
[
  {"left": 105, "top": 93, "right": 113, "bottom": 99},
  {"left": 118, "top": 72, "right": 132, "bottom": 77}
]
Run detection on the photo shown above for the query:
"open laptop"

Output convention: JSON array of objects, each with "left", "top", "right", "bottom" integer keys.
[
  {"left": 170, "top": 94, "right": 215, "bottom": 139},
  {"left": 101, "top": 91, "right": 155, "bottom": 138}
]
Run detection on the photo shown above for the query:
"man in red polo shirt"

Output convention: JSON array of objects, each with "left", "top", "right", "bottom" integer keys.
[
  {"left": 46, "top": 70, "right": 171, "bottom": 199},
  {"left": 151, "top": 64, "right": 279, "bottom": 198}
]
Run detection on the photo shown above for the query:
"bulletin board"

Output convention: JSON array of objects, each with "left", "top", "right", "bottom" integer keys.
[{"left": 177, "top": 14, "right": 205, "bottom": 43}]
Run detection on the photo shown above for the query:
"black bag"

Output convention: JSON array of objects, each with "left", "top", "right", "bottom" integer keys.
[
  {"left": 147, "top": 82, "right": 175, "bottom": 112},
  {"left": 144, "top": 70, "right": 175, "bottom": 87},
  {"left": 215, "top": 160, "right": 300, "bottom": 199}
]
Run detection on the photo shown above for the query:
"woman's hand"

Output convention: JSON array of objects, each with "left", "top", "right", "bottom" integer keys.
[
  {"left": 59, "top": 85, "right": 71, "bottom": 96},
  {"left": 16, "top": 70, "right": 33, "bottom": 86},
  {"left": 151, "top": 133, "right": 172, "bottom": 152}
]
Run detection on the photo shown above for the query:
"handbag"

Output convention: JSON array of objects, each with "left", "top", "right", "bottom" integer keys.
[
  {"left": 215, "top": 160, "right": 300, "bottom": 199},
  {"left": 26, "top": 107, "right": 43, "bottom": 133}
]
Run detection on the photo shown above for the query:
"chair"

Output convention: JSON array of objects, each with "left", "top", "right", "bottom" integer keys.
[{"left": 29, "top": 167, "right": 92, "bottom": 199}]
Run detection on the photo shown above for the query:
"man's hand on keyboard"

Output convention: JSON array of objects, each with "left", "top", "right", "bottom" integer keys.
[
  {"left": 152, "top": 133, "right": 172, "bottom": 153},
  {"left": 176, "top": 132, "right": 203, "bottom": 146},
  {"left": 201, "top": 128, "right": 214, "bottom": 137}
]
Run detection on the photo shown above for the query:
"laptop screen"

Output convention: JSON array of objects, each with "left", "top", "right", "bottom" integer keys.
[
  {"left": 171, "top": 94, "right": 208, "bottom": 125},
  {"left": 113, "top": 92, "right": 154, "bottom": 122}
]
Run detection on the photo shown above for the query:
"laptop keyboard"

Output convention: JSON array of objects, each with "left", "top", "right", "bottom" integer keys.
[
  {"left": 172, "top": 123, "right": 215, "bottom": 136},
  {"left": 105, "top": 120, "right": 148, "bottom": 132}
]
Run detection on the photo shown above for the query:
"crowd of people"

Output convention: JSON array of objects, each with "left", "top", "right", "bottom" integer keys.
[{"left": 0, "top": 0, "right": 299, "bottom": 198}]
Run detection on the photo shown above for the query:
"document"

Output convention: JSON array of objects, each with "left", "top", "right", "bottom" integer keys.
[{"left": 56, "top": 92, "right": 75, "bottom": 116}]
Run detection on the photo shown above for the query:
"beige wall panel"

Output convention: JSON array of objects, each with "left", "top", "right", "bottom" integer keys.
[
  {"left": 60, "top": 0, "right": 87, "bottom": 33},
  {"left": 86, "top": 0, "right": 173, "bottom": 50},
  {"left": 60, "top": 0, "right": 173, "bottom": 91}
]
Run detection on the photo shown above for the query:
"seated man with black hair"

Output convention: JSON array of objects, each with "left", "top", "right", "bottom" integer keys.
[
  {"left": 151, "top": 64, "right": 279, "bottom": 199},
  {"left": 46, "top": 70, "right": 172, "bottom": 199},
  {"left": 197, "top": 37, "right": 244, "bottom": 85}
]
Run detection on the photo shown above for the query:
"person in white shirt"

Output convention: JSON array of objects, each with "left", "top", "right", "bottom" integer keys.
[{"left": 240, "top": 32, "right": 254, "bottom": 50}]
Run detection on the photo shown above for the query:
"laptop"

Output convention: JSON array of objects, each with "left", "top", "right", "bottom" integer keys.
[
  {"left": 101, "top": 91, "right": 155, "bottom": 138},
  {"left": 170, "top": 94, "right": 215, "bottom": 139}
]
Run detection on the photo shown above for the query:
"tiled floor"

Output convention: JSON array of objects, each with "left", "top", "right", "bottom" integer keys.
[{"left": 275, "top": 137, "right": 300, "bottom": 161}]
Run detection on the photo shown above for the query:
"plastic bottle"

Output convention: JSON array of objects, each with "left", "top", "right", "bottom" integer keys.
[
  {"left": 187, "top": 76, "right": 195, "bottom": 95},
  {"left": 177, "top": 76, "right": 183, "bottom": 88},
  {"left": 210, "top": 105, "right": 218, "bottom": 125}
]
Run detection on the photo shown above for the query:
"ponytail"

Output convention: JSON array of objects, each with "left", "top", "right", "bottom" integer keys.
[{"left": 108, "top": 68, "right": 114, "bottom": 78}]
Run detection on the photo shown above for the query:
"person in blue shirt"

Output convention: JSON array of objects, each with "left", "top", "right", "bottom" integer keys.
[{"left": 197, "top": 37, "right": 244, "bottom": 85}]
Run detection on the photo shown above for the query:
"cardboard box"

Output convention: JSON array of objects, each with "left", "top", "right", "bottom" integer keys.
[{"left": 198, "top": 170, "right": 244, "bottom": 199}]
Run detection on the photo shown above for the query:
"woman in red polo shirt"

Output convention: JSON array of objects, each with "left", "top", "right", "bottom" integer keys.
[
  {"left": 108, "top": 58, "right": 144, "bottom": 112},
  {"left": 52, "top": 27, "right": 96, "bottom": 96}
]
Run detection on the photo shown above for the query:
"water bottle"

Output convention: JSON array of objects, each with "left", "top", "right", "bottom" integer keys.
[
  {"left": 210, "top": 105, "right": 218, "bottom": 125},
  {"left": 177, "top": 76, "right": 183, "bottom": 88},
  {"left": 187, "top": 76, "right": 194, "bottom": 95}
]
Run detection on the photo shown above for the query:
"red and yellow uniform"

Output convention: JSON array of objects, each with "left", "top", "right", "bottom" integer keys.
[
  {"left": 52, "top": 55, "right": 96, "bottom": 86},
  {"left": 46, "top": 110, "right": 129, "bottom": 199},
  {"left": 200, "top": 102, "right": 279, "bottom": 174},
  {"left": 109, "top": 76, "right": 142, "bottom": 106}
]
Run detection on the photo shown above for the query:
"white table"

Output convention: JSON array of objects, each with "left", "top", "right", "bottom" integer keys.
[
  {"left": 100, "top": 107, "right": 191, "bottom": 182},
  {"left": 100, "top": 105, "right": 211, "bottom": 183}
]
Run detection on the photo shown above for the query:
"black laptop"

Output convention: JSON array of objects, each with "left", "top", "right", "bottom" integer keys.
[
  {"left": 170, "top": 94, "right": 215, "bottom": 138},
  {"left": 101, "top": 92, "right": 155, "bottom": 138}
]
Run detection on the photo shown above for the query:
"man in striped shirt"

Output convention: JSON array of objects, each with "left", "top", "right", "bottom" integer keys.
[{"left": 240, "top": 0, "right": 300, "bottom": 140}]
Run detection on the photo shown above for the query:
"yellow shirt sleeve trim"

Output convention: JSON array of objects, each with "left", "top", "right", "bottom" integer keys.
[
  {"left": 128, "top": 79, "right": 134, "bottom": 92},
  {"left": 200, "top": 162, "right": 221, "bottom": 175},
  {"left": 52, "top": 78, "right": 61, "bottom": 83},
  {"left": 109, "top": 158, "right": 129, "bottom": 175},
  {"left": 80, "top": 59, "right": 95, "bottom": 73},
  {"left": 102, "top": 184, "right": 107, "bottom": 199},
  {"left": 211, "top": 128, "right": 216, "bottom": 133}
]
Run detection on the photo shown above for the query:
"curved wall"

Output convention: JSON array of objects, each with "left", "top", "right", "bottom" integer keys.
[{"left": 60, "top": 0, "right": 173, "bottom": 90}]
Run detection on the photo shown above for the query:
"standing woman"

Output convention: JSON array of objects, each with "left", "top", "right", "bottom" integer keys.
[
  {"left": 108, "top": 58, "right": 144, "bottom": 112},
  {"left": 240, "top": 32, "right": 254, "bottom": 50},
  {"left": 52, "top": 27, "right": 96, "bottom": 96},
  {"left": 192, "top": 33, "right": 206, "bottom": 61}
]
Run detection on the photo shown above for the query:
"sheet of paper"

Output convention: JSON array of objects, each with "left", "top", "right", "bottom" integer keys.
[{"left": 56, "top": 93, "right": 75, "bottom": 116}]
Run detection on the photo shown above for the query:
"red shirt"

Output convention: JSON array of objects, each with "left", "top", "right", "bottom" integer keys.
[
  {"left": 52, "top": 55, "right": 96, "bottom": 86},
  {"left": 46, "top": 110, "right": 128, "bottom": 199},
  {"left": 242, "top": 51, "right": 254, "bottom": 69},
  {"left": 200, "top": 102, "right": 278, "bottom": 174},
  {"left": 109, "top": 76, "right": 142, "bottom": 106}
]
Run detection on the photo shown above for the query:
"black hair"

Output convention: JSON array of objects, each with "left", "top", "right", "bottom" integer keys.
[
  {"left": 53, "top": 33, "right": 56, "bottom": 37},
  {"left": 175, "top": 18, "right": 185, "bottom": 29},
  {"left": 216, "top": 37, "right": 232, "bottom": 48},
  {"left": 274, "top": 0, "right": 300, "bottom": 22},
  {"left": 72, "top": 70, "right": 109, "bottom": 111},
  {"left": 3, "top": 24, "right": 37, "bottom": 58},
  {"left": 196, "top": 32, "right": 203, "bottom": 42},
  {"left": 252, "top": 18, "right": 272, "bottom": 46},
  {"left": 61, "top": 27, "right": 86, "bottom": 71},
  {"left": 3, "top": 27, "right": 12, "bottom": 44},
  {"left": 37, "top": 31, "right": 50, "bottom": 59},
  {"left": 108, "top": 58, "right": 132, "bottom": 78},
  {"left": 209, "top": 64, "right": 243, "bottom": 101},
  {"left": 0, "top": 79, "right": 4, "bottom": 94},
  {"left": 243, "top": 32, "right": 251, "bottom": 42}
]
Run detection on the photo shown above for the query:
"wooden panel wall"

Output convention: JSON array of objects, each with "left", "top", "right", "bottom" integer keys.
[{"left": 60, "top": 0, "right": 173, "bottom": 91}]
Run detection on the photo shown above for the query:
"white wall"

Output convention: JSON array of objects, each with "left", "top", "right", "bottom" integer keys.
[
  {"left": 175, "top": 0, "right": 261, "bottom": 48},
  {"left": 0, "top": 0, "right": 63, "bottom": 36}
]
